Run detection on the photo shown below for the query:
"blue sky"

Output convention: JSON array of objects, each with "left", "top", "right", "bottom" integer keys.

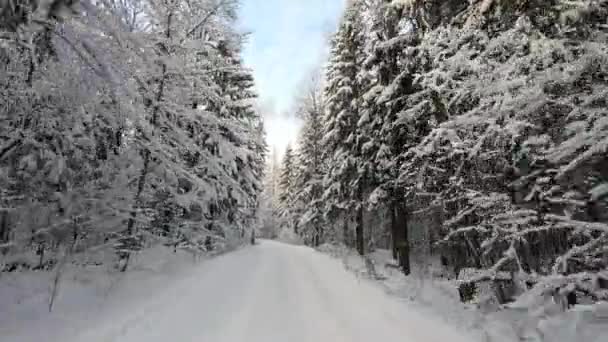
[{"left": 238, "top": 0, "right": 346, "bottom": 153}]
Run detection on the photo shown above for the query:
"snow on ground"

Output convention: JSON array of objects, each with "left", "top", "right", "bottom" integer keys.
[
  {"left": 2, "top": 240, "right": 475, "bottom": 342},
  {"left": 317, "top": 243, "right": 608, "bottom": 342},
  {"left": 0, "top": 245, "right": 214, "bottom": 342}
]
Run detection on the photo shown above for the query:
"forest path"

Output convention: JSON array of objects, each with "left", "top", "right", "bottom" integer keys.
[{"left": 70, "top": 240, "right": 471, "bottom": 342}]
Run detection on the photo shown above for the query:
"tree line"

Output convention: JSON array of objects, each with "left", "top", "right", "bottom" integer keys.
[
  {"left": 278, "top": 0, "right": 608, "bottom": 306},
  {"left": 0, "top": 0, "right": 266, "bottom": 272}
]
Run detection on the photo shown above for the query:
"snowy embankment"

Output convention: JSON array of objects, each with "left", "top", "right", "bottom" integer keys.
[
  {"left": 0, "top": 245, "right": 219, "bottom": 342},
  {"left": 318, "top": 244, "right": 608, "bottom": 342}
]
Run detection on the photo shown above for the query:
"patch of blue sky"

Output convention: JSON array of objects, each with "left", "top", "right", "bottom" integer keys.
[{"left": 238, "top": 0, "right": 345, "bottom": 153}]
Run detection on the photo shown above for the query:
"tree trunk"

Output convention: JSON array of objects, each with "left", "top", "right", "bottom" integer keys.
[
  {"left": 120, "top": 147, "right": 150, "bottom": 272},
  {"left": 390, "top": 201, "right": 398, "bottom": 260},
  {"left": 316, "top": 222, "right": 323, "bottom": 246},
  {"left": 122, "top": 11, "right": 173, "bottom": 272},
  {"left": 126, "top": 148, "right": 150, "bottom": 235},
  {"left": 343, "top": 218, "right": 349, "bottom": 247},
  {"left": 356, "top": 206, "right": 365, "bottom": 256},
  {"left": 37, "top": 243, "right": 45, "bottom": 268},
  {"left": 355, "top": 176, "right": 365, "bottom": 255},
  {"left": 395, "top": 202, "right": 410, "bottom": 275},
  {"left": 0, "top": 211, "right": 10, "bottom": 245}
]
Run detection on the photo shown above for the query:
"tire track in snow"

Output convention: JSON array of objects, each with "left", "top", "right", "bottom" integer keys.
[{"left": 61, "top": 240, "right": 475, "bottom": 342}]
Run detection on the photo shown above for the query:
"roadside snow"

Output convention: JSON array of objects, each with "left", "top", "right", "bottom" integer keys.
[
  {"left": 0, "top": 245, "right": 211, "bottom": 342},
  {"left": 317, "top": 243, "right": 608, "bottom": 342}
]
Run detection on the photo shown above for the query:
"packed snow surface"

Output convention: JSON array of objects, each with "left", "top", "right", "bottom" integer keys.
[{"left": 3, "top": 240, "right": 474, "bottom": 342}]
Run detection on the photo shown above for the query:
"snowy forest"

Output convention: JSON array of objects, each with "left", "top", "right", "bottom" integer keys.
[
  {"left": 1, "top": 0, "right": 607, "bottom": 341},
  {"left": 0, "top": 0, "right": 266, "bottom": 272},
  {"left": 271, "top": 0, "right": 608, "bottom": 317}
]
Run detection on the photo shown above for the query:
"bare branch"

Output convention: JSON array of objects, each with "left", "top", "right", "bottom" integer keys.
[{"left": 181, "top": 0, "right": 229, "bottom": 43}]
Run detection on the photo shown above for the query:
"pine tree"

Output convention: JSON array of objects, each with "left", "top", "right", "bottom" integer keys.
[
  {"left": 278, "top": 145, "right": 296, "bottom": 223},
  {"left": 292, "top": 73, "right": 326, "bottom": 246},
  {"left": 359, "top": 0, "right": 418, "bottom": 272},
  {"left": 206, "top": 35, "right": 267, "bottom": 241},
  {"left": 267, "top": 146, "right": 282, "bottom": 209},
  {"left": 321, "top": 1, "right": 367, "bottom": 254}
]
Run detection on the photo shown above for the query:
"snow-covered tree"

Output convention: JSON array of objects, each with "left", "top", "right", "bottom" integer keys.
[
  {"left": 358, "top": 0, "right": 418, "bottom": 273},
  {"left": 292, "top": 72, "right": 326, "bottom": 246},
  {"left": 278, "top": 145, "right": 296, "bottom": 222},
  {"left": 302, "top": 0, "right": 608, "bottom": 316},
  {"left": 389, "top": 0, "right": 608, "bottom": 307},
  {"left": 1, "top": 0, "right": 267, "bottom": 275},
  {"left": 321, "top": 1, "right": 368, "bottom": 254}
]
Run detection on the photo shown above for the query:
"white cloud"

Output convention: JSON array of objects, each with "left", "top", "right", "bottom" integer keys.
[{"left": 239, "top": 0, "right": 345, "bottom": 154}]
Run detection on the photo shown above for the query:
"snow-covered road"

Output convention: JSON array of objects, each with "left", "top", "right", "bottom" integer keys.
[{"left": 71, "top": 240, "right": 472, "bottom": 342}]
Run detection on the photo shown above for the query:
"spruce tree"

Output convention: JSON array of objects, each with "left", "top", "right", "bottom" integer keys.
[
  {"left": 293, "top": 74, "right": 326, "bottom": 246},
  {"left": 278, "top": 145, "right": 297, "bottom": 229},
  {"left": 321, "top": 1, "right": 367, "bottom": 254},
  {"left": 360, "top": 0, "right": 417, "bottom": 272}
]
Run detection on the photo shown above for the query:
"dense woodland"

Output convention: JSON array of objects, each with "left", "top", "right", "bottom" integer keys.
[
  {"left": 277, "top": 0, "right": 608, "bottom": 307},
  {"left": 0, "top": 0, "right": 266, "bottom": 272},
  {"left": 2, "top": 0, "right": 608, "bottom": 325}
]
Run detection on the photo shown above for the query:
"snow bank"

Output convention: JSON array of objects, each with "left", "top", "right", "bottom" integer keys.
[
  {"left": 0, "top": 245, "right": 213, "bottom": 342},
  {"left": 317, "top": 243, "right": 608, "bottom": 342}
]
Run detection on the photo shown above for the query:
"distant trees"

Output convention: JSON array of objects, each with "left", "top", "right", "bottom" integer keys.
[
  {"left": 1, "top": 0, "right": 266, "bottom": 273},
  {"left": 278, "top": 145, "right": 296, "bottom": 222}
]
